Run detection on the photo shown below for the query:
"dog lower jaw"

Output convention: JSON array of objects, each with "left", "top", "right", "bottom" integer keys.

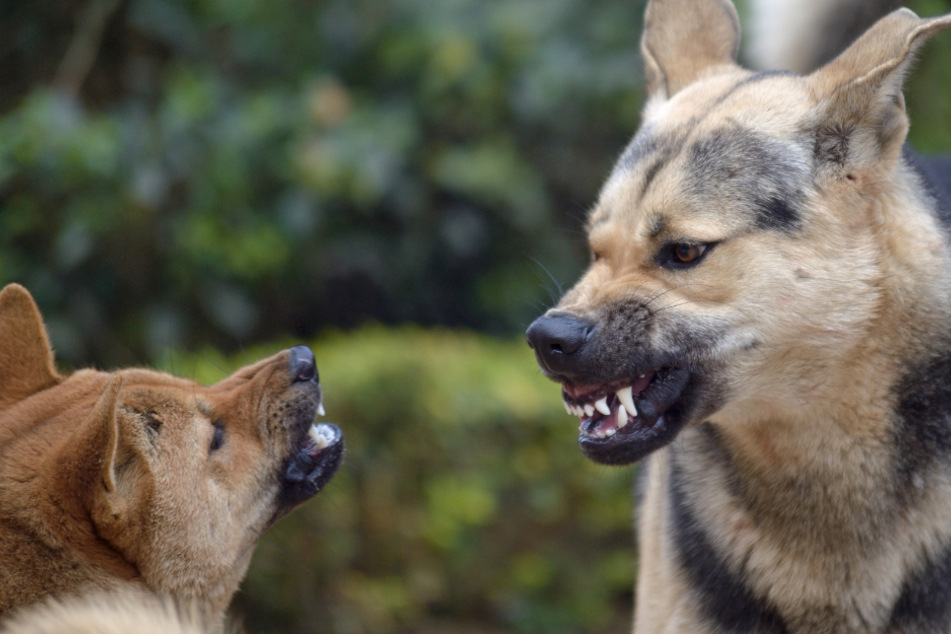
[
  {"left": 565, "top": 367, "right": 692, "bottom": 465},
  {"left": 277, "top": 422, "right": 344, "bottom": 517}
]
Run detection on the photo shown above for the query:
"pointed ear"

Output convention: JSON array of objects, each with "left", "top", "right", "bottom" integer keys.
[
  {"left": 0, "top": 284, "right": 60, "bottom": 411},
  {"left": 641, "top": 0, "right": 740, "bottom": 101},
  {"left": 91, "top": 377, "right": 126, "bottom": 496},
  {"left": 807, "top": 9, "right": 951, "bottom": 171}
]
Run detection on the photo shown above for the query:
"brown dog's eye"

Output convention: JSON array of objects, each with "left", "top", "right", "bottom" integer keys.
[{"left": 210, "top": 421, "right": 225, "bottom": 453}]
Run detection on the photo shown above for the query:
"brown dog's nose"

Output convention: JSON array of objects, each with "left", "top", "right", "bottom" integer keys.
[
  {"left": 525, "top": 312, "right": 592, "bottom": 376},
  {"left": 288, "top": 345, "right": 318, "bottom": 383}
]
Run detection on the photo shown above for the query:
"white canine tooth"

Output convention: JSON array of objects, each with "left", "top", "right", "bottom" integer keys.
[
  {"left": 595, "top": 397, "right": 611, "bottom": 416},
  {"left": 617, "top": 405, "right": 629, "bottom": 429},
  {"left": 617, "top": 386, "right": 638, "bottom": 418},
  {"left": 605, "top": 427, "right": 616, "bottom": 437},
  {"left": 584, "top": 404, "right": 595, "bottom": 417},
  {"left": 564, "top": 401, "right": 573, "bottom": 415},
  {"left": 317, "top": 403, "right": 326, "bottom": 417},
  {"left": 308, "top": 424, "right": 330, "bottom": 449}
]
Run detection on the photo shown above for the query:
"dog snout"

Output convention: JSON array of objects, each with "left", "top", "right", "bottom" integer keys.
[
  {"left": 288, "top": 345, "right": 318, "bottom": 383},
  {"left": 525, "top": 312, "right": 592, "bottom": 376}
]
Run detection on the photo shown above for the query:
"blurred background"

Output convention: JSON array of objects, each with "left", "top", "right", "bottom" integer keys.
[{"left": 1, "top": 0, "right": 949, "bottom": 632}]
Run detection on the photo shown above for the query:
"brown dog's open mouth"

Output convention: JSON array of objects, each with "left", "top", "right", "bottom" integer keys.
[
  {"left": 563, "top": 367, "right": 691, "bottom": 464},
  {"left": 279, "top": 422, "right": 344, "bottom": 512}
]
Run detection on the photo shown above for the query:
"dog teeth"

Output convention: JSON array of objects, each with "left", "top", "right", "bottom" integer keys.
[
  {"left": 584, "top": 403, "right": 595, "bottom": 417},
  {"left": 317, "top": 403, "right": 326, "bottom": 417},
  {"left": 617, "top": 404, "right": 629, "bottom": 429},
  {"left": 308, "top": 423, "right": 336, "bottom": 450},
  {"left": 595, "top": 397, "right": 611, "bottom": 416},
  {"left": 617, "top": 386, "right": 638, "bottom": 418}
]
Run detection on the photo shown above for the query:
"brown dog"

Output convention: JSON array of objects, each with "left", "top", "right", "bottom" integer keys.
[{"left": 0, "top": 283, "right": 343, "bottom": 629}]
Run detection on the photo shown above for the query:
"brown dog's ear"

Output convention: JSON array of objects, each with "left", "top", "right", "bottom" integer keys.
[
  {"left": 78, "top": 378, "right": 138, "bottom": 530},
  {"left": 807, "top": 9, "right": 951, "bottom": 171},
  {"left": 641, "top": 0, "right": 740, "bottom": 102},
  {"left": 92, "top": 377, "right": 126, "bottom": 497},
  {"left": 0, "top": 284, "right": 60, "bottom": 411}
]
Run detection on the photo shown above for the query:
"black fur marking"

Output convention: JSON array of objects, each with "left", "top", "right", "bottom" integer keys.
[
  {"left": 753, "top": 194, "right": 801, "bottom": 233},
  {"left": 688, "top": 125, "right": 805, "bottom": 232},
  {"left": 669, "top": 453, "right": 790, "bottom": 633},
  {"left": 886, "top": 347, "right": 951, "bottom": 628},
  {"left": 887, "top": 544, "right": 951, "bottom": 630},
  {"left": 893, "top": 348, "right": 951, "bottom": 491},
  {"left": 640, "top": 155, "right": 671, "bottom": 198},
  {"left": 618, "top": 126, "right": 662, "bottom": 171},
  {"left": 814, "top": 124, "right": 852, "bottom": 166},
  {"left": 617, "top": 73, "right": 798, "bottom": 204}
]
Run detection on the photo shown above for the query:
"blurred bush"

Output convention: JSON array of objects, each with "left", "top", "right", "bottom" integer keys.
[
  {"left": 179, "top": 327, "right": 636, "bottom": 634},
  {"left": 0, "top": 0, "right": 649, "bottom": 368},
  {"left": 2, "top": 0, "right": 948, "bottom": 368}
]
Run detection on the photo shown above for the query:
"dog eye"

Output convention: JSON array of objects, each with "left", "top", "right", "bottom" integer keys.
[
  {"left": 210, "top": 421, "right": 225, "bottom": 453},
  {"left": 660, "top": 242, "right": 714, "bottom": 269},
  {"left": 674, "top": 243, "right": 704, "bottom": 263}
]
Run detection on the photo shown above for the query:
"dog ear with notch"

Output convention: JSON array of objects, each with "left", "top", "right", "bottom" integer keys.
[
  {"left": 0, "top": 284, "right": 61, "bottom": 412},
  {"left": 641, "top": 0, "right": 741, "bottom": 102},
  {"left": 807, "top": 9, "right": 951, "bottom": 172}
]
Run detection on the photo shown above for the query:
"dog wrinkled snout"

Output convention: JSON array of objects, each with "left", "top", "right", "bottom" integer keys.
[
  {"left": 288, "top": 345, "right": 318, "bottom": 383},
  {"left": 526, "top": 312, "right": 591, "bottom": 376}
]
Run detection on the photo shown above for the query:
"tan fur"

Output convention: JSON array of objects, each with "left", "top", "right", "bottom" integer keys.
[
  {"left": 527, "top": 1, "right": 951, "bottom": 632},
  {"left": 0, "top": 284, "right": 340, "bottom": 630}
]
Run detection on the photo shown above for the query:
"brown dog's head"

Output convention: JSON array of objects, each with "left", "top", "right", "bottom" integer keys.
[
  {"left": 526, "top": 0, "right": 951, "bottom": 465},
  {"left": 0, "top": 283, "right": 342, "bottom": 623}
]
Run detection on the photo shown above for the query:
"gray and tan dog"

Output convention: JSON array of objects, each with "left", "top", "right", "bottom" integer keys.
[{"left": 526, "top": 0, "right": 951, "bottom": 631}]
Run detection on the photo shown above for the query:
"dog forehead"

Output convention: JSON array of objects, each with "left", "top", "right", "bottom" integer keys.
[{"left": 594, "top": 75, "right": 812, "bottom": 239}]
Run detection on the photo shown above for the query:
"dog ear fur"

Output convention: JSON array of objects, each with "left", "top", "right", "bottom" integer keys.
[
  {"left": 807, "top": 9, "right": 951, "bottom": 171},
  {"left": 640, "top": 0, "right": 740, "bottom": 102},
  {"left": 0, "top": 284, "right": 61, "bottom": 411},
  {"left": 78, "top": 377, "right": 134, "bottom": 526}
]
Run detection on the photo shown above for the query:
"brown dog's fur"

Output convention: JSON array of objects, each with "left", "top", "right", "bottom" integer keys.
[
  {"left": 527, "top": 0, "right": 951, "bottom": 631},
  {"left": 0, "top": 283, "right": 342, "bottom": 629}
]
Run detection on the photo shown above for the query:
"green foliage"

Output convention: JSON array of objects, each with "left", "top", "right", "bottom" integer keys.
[
  {"left": 179, "top": 327, "right": 635, "bottom": 633},
  {"left": 0, "top": 0, "right": 648, "bottom": 368}
]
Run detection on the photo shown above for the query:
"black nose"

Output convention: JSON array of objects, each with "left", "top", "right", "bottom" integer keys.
[
  {"left": 525, "top": 312, "right": 591, "bottom": 376},
  {"left": 289, "top": 345, "right": 318, "bottom": 383}
]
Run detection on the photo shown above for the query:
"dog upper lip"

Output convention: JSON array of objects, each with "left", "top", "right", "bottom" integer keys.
[{"left": 563, "top": 374, "right": 654, "bottom": 401}]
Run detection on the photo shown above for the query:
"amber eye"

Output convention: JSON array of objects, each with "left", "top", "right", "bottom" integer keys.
[
  {"left": 660, "top": 241, "right": 715, "bottom": 270},
  {"left": 672, "top": 243, "right": 705, "bottom": 264}
]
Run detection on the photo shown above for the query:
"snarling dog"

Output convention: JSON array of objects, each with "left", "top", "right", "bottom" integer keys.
[
  {"left": 526, "top": 0, "right": 951, "bottom": 631},
  {"left": 0, "top": 284, "right": 343, "bottom": 630}
]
